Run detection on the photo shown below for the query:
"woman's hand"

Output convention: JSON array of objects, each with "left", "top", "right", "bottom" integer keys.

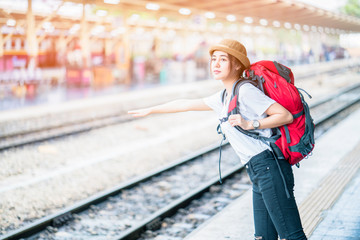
[
  {"left": 128, "top": 108, "right": 152, "bottom": 117},
  {"left": 228, "top": 114, "right": 251, "bottom": 130},
  {"left": 128, "top": 99, "right": 211, "bottom": 118}
]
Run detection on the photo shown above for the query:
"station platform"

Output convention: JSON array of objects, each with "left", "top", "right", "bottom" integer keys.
[{"left": 185, "top": 108, "right": 360, "bottom": 239}]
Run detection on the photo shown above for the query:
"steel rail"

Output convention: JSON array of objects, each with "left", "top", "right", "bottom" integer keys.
[
  {"left": 314, "top": 96, "right": 360, "bottom": 125},
  {"left": 116, "top": 165, "right": 243, "bottom": 240},
  {"left": 1, "top": 83, "right": 360, "bottom": 240},
  {"left": 1, "top": 70, "right": 359, "bottom": 152},
  {"left": 0, "top": 114, "right": 134, "bottom": 151},
  {"left": 308, "top": 82, "right": 360, "bottom": 109},
  {"left": 0, "top": 143, "right": 224, "bottom": 240}
]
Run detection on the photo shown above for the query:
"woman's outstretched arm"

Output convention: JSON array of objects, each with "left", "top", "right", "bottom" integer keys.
[{"left": 128, "top": 98, "right": 212, "bottom": 117}]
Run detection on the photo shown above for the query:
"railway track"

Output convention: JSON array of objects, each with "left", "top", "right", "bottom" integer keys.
[
  {"left": 1, "top": 144, "right": 243, "bottom": 240},
  {"left": 1, "top": 66, "right": 358, "bottom": 152},
  {"left": 0, "top": 113, "right": 134, "bottom": 151},
  {"left": 1, "top": 82, "right": 360, "bottom": 240}
]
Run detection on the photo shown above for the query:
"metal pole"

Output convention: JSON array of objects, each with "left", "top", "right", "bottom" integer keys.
[
  {"left": 26, "top": 0, "right": 38, "bottom": 70},
  {"left": 80, "top": 0, "right": 90, "bottom": 68},
  {"left": 0, "top": 32, "right": 3, "bottom": 58}
]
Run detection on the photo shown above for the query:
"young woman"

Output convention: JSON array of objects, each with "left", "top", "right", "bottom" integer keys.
[{"left": 128, "top": 39, "right": 307, "bottom": 240}]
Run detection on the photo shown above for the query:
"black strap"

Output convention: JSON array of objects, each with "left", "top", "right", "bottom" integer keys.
[
  {"left": 271, "top": 151, "right": 291, "bottom": 199},
  {"left": 284, "top": 125, "right": 291, "bottom": 144},
  {"left": 274, "top": 61, "right": 292, "bottom": 83},
  {"left": 293, "top": 110, "right": 303, "bottom": 119},
  {"left": 220, "top": 89, "right": 227, "bottom": 104},
  {"left": 217, "top": 124, "right": 226, "bottom": 184},
  {"left": 219, "top": 117, "right": 228, "bottom": 123}
]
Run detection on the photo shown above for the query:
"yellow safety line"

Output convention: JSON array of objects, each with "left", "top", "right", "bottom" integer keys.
[{"left": 299, "top": 142, "right": 360, "bottom": 237}]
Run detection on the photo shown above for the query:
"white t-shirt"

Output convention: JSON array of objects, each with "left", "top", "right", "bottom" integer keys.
[{"left": 203, "top": 83, "right": 276, "bottom": 165}]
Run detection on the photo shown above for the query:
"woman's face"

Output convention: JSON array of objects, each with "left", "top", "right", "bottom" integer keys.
[{"left": 211, "top": 50, "right": 231, "bottom": 81}]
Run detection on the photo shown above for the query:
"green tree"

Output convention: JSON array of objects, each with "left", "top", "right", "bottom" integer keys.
[{"left": 342, "top": 0, "right": 360, "bottom": 17}]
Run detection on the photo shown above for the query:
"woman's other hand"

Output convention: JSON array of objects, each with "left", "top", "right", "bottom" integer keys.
[
  {"left": 128, "top": 99, "right": 211, "bottom": 118},
  {"left": 128, "top": 108, "right": 152, "bottom": 117},
  {"left": 228, "top": 114, "right": 251, "bottom": 129}
]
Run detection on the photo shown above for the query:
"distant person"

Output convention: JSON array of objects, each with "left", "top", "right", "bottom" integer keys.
[{"left": 128, "top": 39, "right": 307, "bottom": 240}]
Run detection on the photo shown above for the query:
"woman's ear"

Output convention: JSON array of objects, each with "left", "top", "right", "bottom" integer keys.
[{"left": 235, "top": 65, "right": 243, "bottom": 72}]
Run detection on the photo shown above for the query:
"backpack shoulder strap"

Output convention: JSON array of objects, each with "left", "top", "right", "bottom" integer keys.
[
  {"left": 219, "top": 79, "right": 256, "bottom": 123},
  {"left": 230, "top": 77, "right": 282, "bottom": 143},
  {"left": 220, "top": 89, "right": 226, "bottom": 105},
  {"left": 228, "top": 78, "right": 258, "bottom": 114}
]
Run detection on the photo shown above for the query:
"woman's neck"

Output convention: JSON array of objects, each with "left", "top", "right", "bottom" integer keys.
[{"left": 222, "top": 78, "right": 238, "bottom": 96}]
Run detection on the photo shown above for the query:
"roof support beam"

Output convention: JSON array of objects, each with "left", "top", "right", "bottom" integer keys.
[
  {"left": 249, "top": 6, "right": 314, "bottom": 21},
  {"left": 34, "top": 1, "right": 64, "bottom": 34},
  {"left": 0, "top": 9, "right": 14, "bottom": 20},
  {"left": 193, "top": 0, "right": 267, "bottom": 11},
  {"left": 214, "top": 0, "right": 277, "bottom": 13},
  {"left": 2, "top": 21, "right": 26, "bottom": 44}
]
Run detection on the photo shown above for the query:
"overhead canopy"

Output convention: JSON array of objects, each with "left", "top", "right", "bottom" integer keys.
[
  {"left": 117, "top": 0, "right": 360, "bottom": 32},
  {"left": 83, "top": 0, "right": 360, "bottom": 33},
  {"left": 1, "top": 0, "right": 360, "bottom": 34}
]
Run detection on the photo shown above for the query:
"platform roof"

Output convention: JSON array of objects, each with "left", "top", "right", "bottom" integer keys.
[
  {"left": 81, "top": 0, "right": 359, "bottom": 33},
  {"left": 111, "top": 0, "right": 360, "bottom": 32},
  {"left": 1, "top": 0, "right": 360, "bottom": 34}
]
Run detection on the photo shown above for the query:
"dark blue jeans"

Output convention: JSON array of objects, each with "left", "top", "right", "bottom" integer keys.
[{"left": 245, "top": 150, "right": 307, "bottom": 240}]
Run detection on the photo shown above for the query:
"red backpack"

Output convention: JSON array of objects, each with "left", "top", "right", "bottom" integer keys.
[{"left": 221, "top": 60, "right": 315, "bottom": 166}]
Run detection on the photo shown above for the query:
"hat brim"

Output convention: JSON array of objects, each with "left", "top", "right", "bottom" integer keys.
[{"left": 209, "top": 44, "right": 250, "bottom": 69}]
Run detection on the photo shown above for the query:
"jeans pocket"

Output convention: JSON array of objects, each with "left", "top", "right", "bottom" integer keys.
[
  {"left": 250, "top": 160, "right": 273, "bottom": 192},
  {"left": 251, "top": 159, "right": 272, "bottom": 175}
]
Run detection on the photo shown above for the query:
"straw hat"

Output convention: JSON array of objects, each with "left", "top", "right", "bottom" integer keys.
[{"left": 209, "top": 39, "right": 250, "bottom": 69}]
